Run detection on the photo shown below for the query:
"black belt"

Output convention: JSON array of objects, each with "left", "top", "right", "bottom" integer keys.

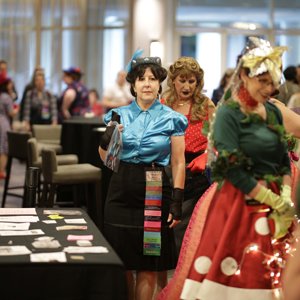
[
  {"left": 245, "top": 199, "right": 261, "bottom": 206},
  {"left": 120, "top": 160, "right": 164, "bottom": 169}
]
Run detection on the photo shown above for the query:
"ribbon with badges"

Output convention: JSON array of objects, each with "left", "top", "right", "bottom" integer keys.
[{"left": 143, "top": 168, "right": 162, "bottom": 256}]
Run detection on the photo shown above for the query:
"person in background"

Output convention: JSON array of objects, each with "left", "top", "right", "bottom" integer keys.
[
  {"left": 0, "top": 73, "right": 19, "bottom": 178},
  {"left": 58, "top": 66, "right": 89, "bottom": 122},
  {"left": 86, "top": 88, "right": 103, "bottom": 117},
  {"left": 276, "top": 65, "right": 300, "bottom": 105},
  {"left": 283, "top": 228, "right": 300, "bottom": 300},
  {"left": 0, "top": 60, "right": 9, "bottom": 81},
  {"left": 296, "top": 65, "right": 300, "bottom": 85},
  {"left": 0, "top": 59, "right": 18, "bottom": 102},
  {"left": 286, "top": 75, "right": 300, "bottom": 114},
  {"left": 164, "top": 59, "right": 214, "bottom": 248},
  {"left": 98, "top": 55, "right": 187, "bottom": 300},
  {"left": 158, "top": 37, "right": 296, "bottom": 300},
  {"left": 211, "top": 68, "right": 234, "bottom": 105},
  {"left": 0, "top": 60, "right": 7, "bottom": 75},
  {"left": 156, "top": 56, "right": 215, "bottom": 295},
  {"left": 88, "top": 88, "right": 100, "bottom": 106},
  {"left": 283, "top": 179, "right": 300, "bottom": 300},
  {"left": 102, "top": 70, "right": 132, "bottom": 111},
  {"left": 287, "top": 94, "right": 300, "bottom": 115},
  {"left": 19, "top": 66, "right": 45, "bottom": 122},
  {"left": 23, "top": 73, "right": 57, "bottom": 130},
  {"left": 7, "top": 79, "right": 18, "bottom": 103}
]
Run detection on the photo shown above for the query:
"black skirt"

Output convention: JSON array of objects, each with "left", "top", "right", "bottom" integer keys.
[{"left": 103, "top": 161, "right": 177, "bottom": 271}]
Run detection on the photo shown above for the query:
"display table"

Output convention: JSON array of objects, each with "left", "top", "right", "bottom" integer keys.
[
  {"left": 0, "top": 208, "right": 127, "bottom": 300},
  {"left": 61, "top": 116, "right": 105, "bottom": 166},
  {"left": 60, "top": 117, "right": 111, "bottom": 212}
]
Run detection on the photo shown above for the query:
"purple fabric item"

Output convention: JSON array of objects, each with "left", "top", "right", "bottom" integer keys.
[{"left": 291, "top": 107, "right": 300, "bottom": 115}]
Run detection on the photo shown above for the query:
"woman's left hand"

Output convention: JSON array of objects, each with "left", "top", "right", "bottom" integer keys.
[
  {"left": 167, "top": 213, "right": 181, "bottom": 228},
  {"left": 117, "top": 124, "right": 124, "bottom": 132},
  {"left": 187, "top": 152, "right": 207, "bottom": 173},
  {"left": 107, "top": 121, "right": 123, "bottom": 132}
]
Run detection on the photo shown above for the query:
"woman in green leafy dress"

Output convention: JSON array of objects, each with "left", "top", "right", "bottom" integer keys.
[{"left": 158, "top": 37, "right": 296, "bottom": 300}]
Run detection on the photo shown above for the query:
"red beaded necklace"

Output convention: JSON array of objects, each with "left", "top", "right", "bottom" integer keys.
[{"left": 238, "top": 85, "right": 258, "bottom": 108}]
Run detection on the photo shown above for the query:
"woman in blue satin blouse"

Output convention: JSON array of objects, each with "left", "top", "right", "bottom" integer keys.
[{"left": 98, "top": 56, "right": 188, "bottom": 300}]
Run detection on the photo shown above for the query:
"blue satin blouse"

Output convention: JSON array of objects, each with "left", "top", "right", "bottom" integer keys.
[{"left": 104, "top": 100, "right": 188, "bottom": 166}]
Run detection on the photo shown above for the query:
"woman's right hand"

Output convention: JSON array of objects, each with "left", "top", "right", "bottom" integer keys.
[
  {"left": 268, "top": 210, "right": 294, "bottom": 239},
  {"left": 10, "top": 103, "right": 19, "bottom": 117}
]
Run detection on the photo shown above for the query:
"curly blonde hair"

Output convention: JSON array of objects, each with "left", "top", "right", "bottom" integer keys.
[{"left": 163, "top": 57, "right": 210, "bottom": 121}]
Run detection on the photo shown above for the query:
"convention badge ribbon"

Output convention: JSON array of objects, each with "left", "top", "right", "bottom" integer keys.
[{"left": 143, "top": 167, "right": 162, "bottom": 256}]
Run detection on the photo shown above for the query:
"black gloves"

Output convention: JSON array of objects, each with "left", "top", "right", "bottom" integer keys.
[
  {"left": 170, "top": 188, "right": 184, "bottom": 220},
  {"left": 100, "top": 112, "right": 121, "bottom": 150}
]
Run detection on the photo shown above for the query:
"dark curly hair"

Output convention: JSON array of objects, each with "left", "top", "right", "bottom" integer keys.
[{"left": 126, "top": 63, "right": 167, "bottom": 97}]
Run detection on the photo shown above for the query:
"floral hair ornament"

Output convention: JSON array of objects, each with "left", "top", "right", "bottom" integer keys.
[
  {"left": 126, "top": 49, "right": 163, "bottom": 74},
  {"left": 125, "top": 48, "right": 144, "bottom": 73},
  {"left": 241, "top": 37, "right": 287, "bottom": 88},
  {"left": 206, "top": 37, "right": 287, "bottom": 169}
]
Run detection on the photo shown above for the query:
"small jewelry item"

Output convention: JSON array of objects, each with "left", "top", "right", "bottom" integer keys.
[{"left": 178, "top": 100, "right": 190, "bottom": 106}]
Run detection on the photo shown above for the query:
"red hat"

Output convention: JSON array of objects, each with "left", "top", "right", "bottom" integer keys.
[{"left": 63, "top": 66, "right": 83, "bottom": 76}]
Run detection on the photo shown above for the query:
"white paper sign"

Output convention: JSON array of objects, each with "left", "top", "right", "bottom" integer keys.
[
  {"left": 0, "top": 229, "right": 45, "bottom": 236},
  {"left": 64, "top": 218, "right": 86, "bottom": 224},
  {"left": 0, "top": 208, "right": 37, "bottom": 215},
  {"left": 63, "top": 246, "right": 109, "bottom": 254},
  {"left": 0, "top": 246, "right": 31, "bottom": 256},
  {"left": 43, "top": 210, "right": 82, "bottom": 216},
  {"left": 42, "top": 220, "right": 57, "bottom": 224},
  {"left": 30, "top": 252, "right": 67, "bottom": 262},
  {"left": 0, "top": 222, "right": 30, "bottom": 231},
  {"left": 67, "top": 235, "right": 93, "bottom": 241},
  {"left": 0, "top": 216, "right": 39, "bottom": 223}
]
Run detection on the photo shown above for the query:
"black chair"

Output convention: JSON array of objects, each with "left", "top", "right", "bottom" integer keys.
[
  {"left": 27, "top": 137, "right": 79, "bottom": 204},
  {"left": 1, "top": 131, "right": 32, "bottom": 207},
  {"left": 32, "top": 124, "right": 63, "bottom": 154}
]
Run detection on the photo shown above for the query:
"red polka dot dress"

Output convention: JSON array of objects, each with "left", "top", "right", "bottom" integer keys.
[
  {"left": 185, "top": 113, "right": 208, "bottom": 155},
  {"left": 179, "top": 101, "right": 294, "bottom": 300}
]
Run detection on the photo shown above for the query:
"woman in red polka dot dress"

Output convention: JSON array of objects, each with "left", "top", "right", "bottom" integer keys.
[
  {"left": 158, "top": 38, "right": 297, "bottom": 300},
  {"left": 156, "top": 57, "right": 215, "bottom": 293},
  {"left": 162, "top": 57, "right": 215, "bottom": 257}
]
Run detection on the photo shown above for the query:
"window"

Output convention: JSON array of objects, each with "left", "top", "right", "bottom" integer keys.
[
  {"left": 176, "top": 0, "right": 300, "bottom": 98},
  {"left": 0, "top": 0, "right": 130, "bottom": 101}
]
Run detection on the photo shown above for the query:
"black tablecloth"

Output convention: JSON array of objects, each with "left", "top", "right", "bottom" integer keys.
[
  {"left": 61, "top": 116, "right": 106, "bottom": 167},
  {"left": 0, "top": 208, "right": 127, "bottom": 300}
]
